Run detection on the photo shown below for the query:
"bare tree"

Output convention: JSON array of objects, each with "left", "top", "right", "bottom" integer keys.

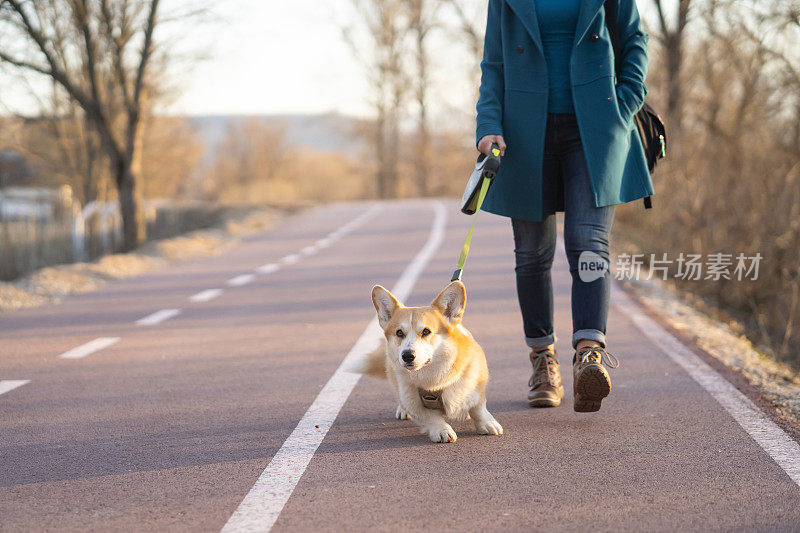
[
  {"left": 441, "top": 0, "right": 486, "bottom": 121},
  {"left": 45, "top": 86, "right": 111, "bottom": 204},
  {"left": 443, "top": 0, "right": 484, "bottom": 72},
  {"left": 405, "top": 0, "right": 440, "bottom": 196},
  {"left": 345, "top": 0, "right": 410, "bottom": 199},
  {"left": 617, "top": 0, "right": 800, "bottom": 366},
  {"left": 649, "top": 0, "right": 694, "bottom": 134},
  {"left": 0, "top": 0, "right": 164, "bottom": 251},
  {"left": 203, "top": 119, "right": 290, "bottom": 203},
  {"left": 140, "top": 116, "right": 203, "bottom": 200},
  {"left": 727, "top": 0, "right": 800, "bottom": 156}
]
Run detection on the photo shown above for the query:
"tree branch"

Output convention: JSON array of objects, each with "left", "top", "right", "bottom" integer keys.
[
  {"left": 653, "top": 0, "right": 669, "bottom": 35},
  {"left": 5, "top": 0, "right": 91, "bottom": 110},
  {"left": 100, "top": 0, "right": 133, "bottom": 112},
  {"left": 0, "top": 51, "right": 51, "bottom": 76},
  {"left": 132, "top": 0, "right": 159, "bottom": 113}
]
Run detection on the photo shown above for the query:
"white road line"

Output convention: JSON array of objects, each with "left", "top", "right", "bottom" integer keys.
[
  {"left": 257, "top": 263, "right": 280, "bottom": 275},
  {"left": 59, "top": 337, "right": 121, "bottom": 359},
  {"left": 612, "top": 284, "right": 800, "bottom": 488},
  {"left": 190, "top": 288, "right": 223, "bottom": 303},
  {"left": 221, "top": 201, "right": 447, "bottom": 533},
  {"left": 0, "top": 380, "right": 30, "bottom": 396},
  {"left": 228, "top": 274, "right": 256, "bottom": 287},
  {"left": 136, "top": 308, "right": 181, "bottom": 326},
  {"left": 280, "top": 254, "right": 300, "bottom": 265},
  {"left": 253, "top": 206, "right": 375, "bottom": 277},
  {"left": 323, "top": 205, "right": 378, "bottom": 243}
]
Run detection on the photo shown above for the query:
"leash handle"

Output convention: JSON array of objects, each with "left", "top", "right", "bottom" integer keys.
[
  {"left": 451, "top": 174, "right": 492, "bottom": 282},
  {"left": 451, "top": 143, "right": 501, "bottom": 282}
]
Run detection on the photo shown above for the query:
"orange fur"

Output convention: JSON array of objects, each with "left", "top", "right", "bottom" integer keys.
[
  {"left": 348, "top": 281, "right": 502, "bottom": 443},
  {"left": 348, "top": 346, "right": 387, "bottom": 380}
]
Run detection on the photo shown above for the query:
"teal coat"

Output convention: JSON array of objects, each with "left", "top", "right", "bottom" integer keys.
[{"left": 476, "top": 0, "right": 654, "bottom": 221}]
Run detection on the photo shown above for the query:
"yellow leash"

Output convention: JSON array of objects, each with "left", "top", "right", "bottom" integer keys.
[{"left": 451, "top": 174, "right": 492, "bottom": 282}]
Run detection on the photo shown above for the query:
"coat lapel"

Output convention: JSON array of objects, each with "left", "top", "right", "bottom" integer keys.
[
  {"left": 507, "top": 0, "right": 607, "bottom": 54},
  {"left": 573, "top": 0, "right": 606, "bottom": 46},
  {"left": 506, "top": 0, "right": 543, "bottom": 55}
]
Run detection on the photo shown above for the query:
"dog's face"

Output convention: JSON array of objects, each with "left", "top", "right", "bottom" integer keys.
[{"left": 371, "top": 281, "right": 466, "bottom": 371}]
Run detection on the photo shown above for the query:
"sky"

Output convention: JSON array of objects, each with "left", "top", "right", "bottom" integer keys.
[
  {"left": 0, "top": 0, "right": 379, "bottom": 118},
  {"left": 0, "top": 0, "right": 661, "bottom": 119},
  {"left": 165, "top": 0, "right": 658, "bottom": 118},
  {"left": 168, "top": 0, "right": 483, "bottom": 119},
  {"left": 169, "top": 0, "right": 370, "bottom": 117}
]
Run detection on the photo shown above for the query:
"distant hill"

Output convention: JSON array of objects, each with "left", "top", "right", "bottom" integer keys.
[{"left": 187, "top": 113, "right": 368, "bottom": 161}]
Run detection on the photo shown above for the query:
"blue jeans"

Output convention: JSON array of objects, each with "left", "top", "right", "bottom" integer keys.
[{"left": 512, "top": 113, "right": 615, "bottom": 350}]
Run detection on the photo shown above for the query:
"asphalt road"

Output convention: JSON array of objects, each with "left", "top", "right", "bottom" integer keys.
[{"left": 1, "top": 199, "right": 799, "bottom": 532}]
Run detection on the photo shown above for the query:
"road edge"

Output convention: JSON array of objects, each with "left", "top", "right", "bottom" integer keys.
[{"left": 614, "top": 280, "right": 800, "bottom": 445}]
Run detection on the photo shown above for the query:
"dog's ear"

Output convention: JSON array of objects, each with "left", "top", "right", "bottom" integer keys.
[
  {"left": 372, "top": 285, "right": 402, "bottom": 329},
  {"left": 431, "top": 281, "right": 466, "bottom": 325}
]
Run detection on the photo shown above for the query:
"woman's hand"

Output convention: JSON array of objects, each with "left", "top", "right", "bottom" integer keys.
[{"left": 478, "top": 135, "right": 506, "bottom": 156}]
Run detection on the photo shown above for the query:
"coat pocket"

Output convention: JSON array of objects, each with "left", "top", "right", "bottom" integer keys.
[
  {"left": 614, "top": 86, "right": 634, "bottom": 126},
  {"left": 571, "top": 59, "right": 615, "bottom": 86}
]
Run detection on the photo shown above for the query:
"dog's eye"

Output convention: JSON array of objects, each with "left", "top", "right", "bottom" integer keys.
[
  {"left": 396, "top": 329, "right": 405, "bottom": 338},
  {"left": 421, "top": 328, "right": 431, "bottom": 337}
]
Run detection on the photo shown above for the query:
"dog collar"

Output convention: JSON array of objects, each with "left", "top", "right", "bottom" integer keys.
[{"left": 418, "top": 388, "right": 444, "bottom": 411}]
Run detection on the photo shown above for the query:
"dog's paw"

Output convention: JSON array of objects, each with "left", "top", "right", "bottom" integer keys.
[
  {"left": 477, "top": 420, "right": 503, "bottom": 435},
  {"left": 427, "top": 424, "right": 457, "bottom": 443},
  {"left": 395, "top": 404, "right": 409, "bottom": 420}
]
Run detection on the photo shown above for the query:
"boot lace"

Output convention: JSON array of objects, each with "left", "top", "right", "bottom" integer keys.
[
  {"left": 577, "top": 346, "right": 620, "bottom": 369},
  {"left": 529, "top": 350, "right": 558, "bottom": 388}
]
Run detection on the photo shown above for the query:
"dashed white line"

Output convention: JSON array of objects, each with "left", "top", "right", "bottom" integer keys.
[
  {"left": 228, "top": 274, "right": 256, "bottom": 287},
  {"left": 190, "top": 288, "right": 223, "bottom": 303},
  {"left": 191, "top": 206, "right": 377, "bottom": 315},
  {"left": 280, "top": 254, "right": 301, "bottom": 265},
  {"left": 0, "top": 380, "right": 30, "bottom": 396},
  {"left": 136, "top": 308, "right": 181, "bottom": 326},
  {"left": 612, "top": 284, "right": 800, "bottom": 488},
  {"left": 315, "top": 205, "right": 379, "bottom": 248},
  {"left": 221, "top": 202, "right": 447, "bottom": 533},
  {"left": 59, "top": 337, "right": 121, "bottom": 359},
  {"left": 257, "top": 263, "right": 280, "bottom": 275}
]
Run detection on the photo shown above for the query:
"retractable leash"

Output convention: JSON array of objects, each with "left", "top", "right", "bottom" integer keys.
[{"left": 451, "top": 144, "right": 502, "bottom": 282}]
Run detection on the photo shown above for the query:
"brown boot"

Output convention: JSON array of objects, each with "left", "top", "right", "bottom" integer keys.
[
  {"left": 573, "top": 346, "right": 620, "bottom": 412},
  {"left": 528, "top": 348, "right": 564, "bottom": 407}
]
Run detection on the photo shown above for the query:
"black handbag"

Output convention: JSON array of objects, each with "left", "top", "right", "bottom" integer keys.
[{"left": 604, "top": 0, "right": 667, "bottom": 209}]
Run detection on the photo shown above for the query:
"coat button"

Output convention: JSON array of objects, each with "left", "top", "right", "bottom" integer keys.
[
  {"left": 590, "top": 34, "right": 599, "bottom": 42},
  {"left": 516, "top": 45, "right": 524, "bottom": 54}
]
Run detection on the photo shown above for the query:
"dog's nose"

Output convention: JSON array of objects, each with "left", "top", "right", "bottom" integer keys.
[{"left": 401, "top": 349, "right": 415, "bottom": 363}]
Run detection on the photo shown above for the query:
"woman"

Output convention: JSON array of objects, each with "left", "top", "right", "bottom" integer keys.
[{"left": 475, "top": 0, "right": 652, "bottom": 412}]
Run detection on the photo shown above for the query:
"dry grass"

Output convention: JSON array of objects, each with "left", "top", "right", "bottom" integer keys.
[
  {"left": 1, "top": 202, "right": 226, "bottom": 281},
  {"left": 0, "top": 206, "right": 292, "bottom": 312},
  {"left": 614, "top": 14, "right": 800, "bottom": 367}
]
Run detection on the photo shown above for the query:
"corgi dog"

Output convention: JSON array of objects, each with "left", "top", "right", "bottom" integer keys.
[{"left": 348, "top": 281, "right": 503, "bottom": 443}]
